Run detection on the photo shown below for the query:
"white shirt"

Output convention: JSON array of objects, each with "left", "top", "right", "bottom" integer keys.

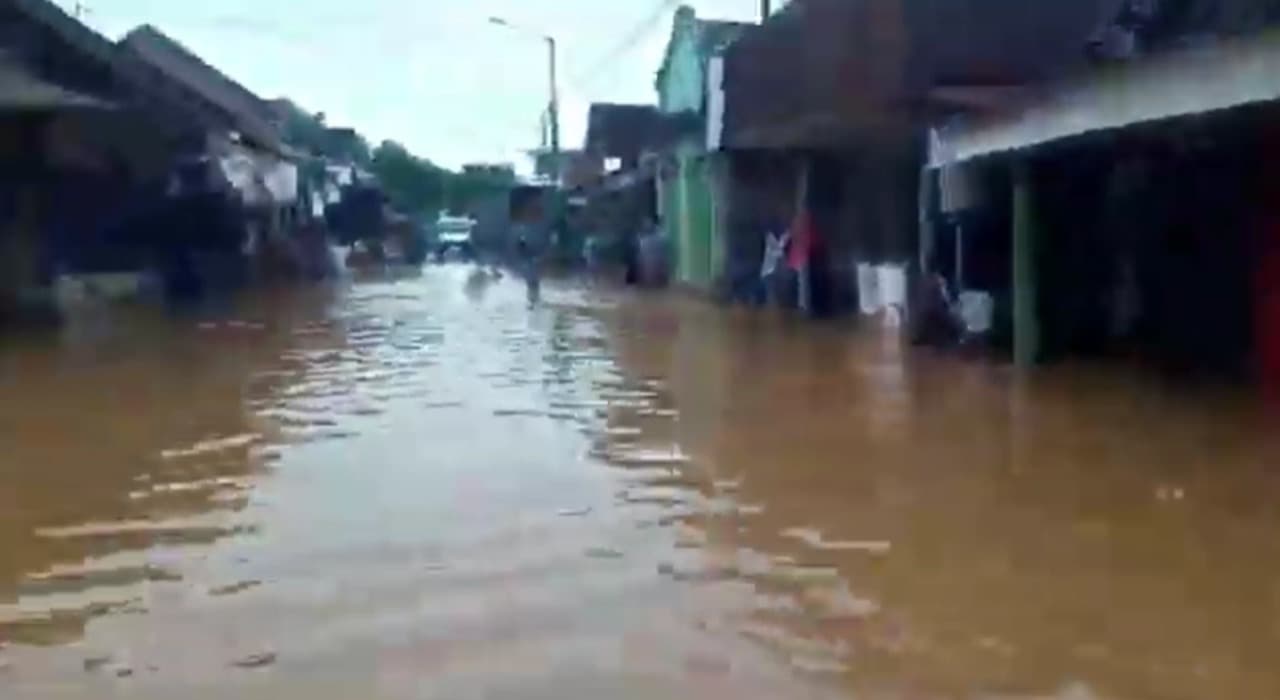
[{"left": 761, "top": 231, "right": 790, "bottom": 279}]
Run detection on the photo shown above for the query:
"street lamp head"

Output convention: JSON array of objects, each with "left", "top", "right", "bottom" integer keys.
[
  {"left": 486, "top": 15, "right": 559, "bottom": 172},
  {"left": 488, "top": 16, "right": 553, "bottom": 43}
]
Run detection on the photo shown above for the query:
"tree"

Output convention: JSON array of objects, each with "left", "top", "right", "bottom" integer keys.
[
  {"left": 370, "top": 140, "right": 447, "bottom": 216},
  {"left": 274, "top": 98, "right": 514, "bottom": 220},
  {"left": 446, "top": 165, "right": 516, "bottom": 213}
]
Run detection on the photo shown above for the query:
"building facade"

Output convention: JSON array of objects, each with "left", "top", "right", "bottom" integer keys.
[
  {"left": 927, "top": 1, "right": 1280, "bottom": 383},
  {"left": 654, "top": 6, "right": 749, "bottom": 293}
]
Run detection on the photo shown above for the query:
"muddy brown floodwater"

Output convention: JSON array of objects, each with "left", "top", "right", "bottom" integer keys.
[{"left": 2, "top": 266, "right": 1280, "bottom": 699}]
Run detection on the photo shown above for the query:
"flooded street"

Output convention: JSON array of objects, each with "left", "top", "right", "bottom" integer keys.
[{"left": 3, "top": 266, "right": 1280, "bottom": 699}]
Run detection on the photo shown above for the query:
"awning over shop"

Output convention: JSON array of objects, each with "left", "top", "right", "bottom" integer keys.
[
  {"left": 929, "top": 29, "right": 1280, "bottom": 167},
  {"left": 601, "top": 162, "right": 656, "bottom": 193},
  {"left": 217, "top": 141, "right": 298, "bottom": 206}
]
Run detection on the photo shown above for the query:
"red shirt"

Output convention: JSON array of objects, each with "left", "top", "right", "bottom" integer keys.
[{"left": 787, "top": 210, "right": 819, "bottom": 270}]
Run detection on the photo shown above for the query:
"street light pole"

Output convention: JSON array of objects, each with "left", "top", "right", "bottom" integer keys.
[
  {"left": 489, "top": 17, "right": 561, "bottom": 183},
  {"left": 547, "top": 36, "right": 560, "bottom": 177}
]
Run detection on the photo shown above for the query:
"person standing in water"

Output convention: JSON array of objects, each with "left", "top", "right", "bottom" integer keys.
[
  {"left": 512, "top": 211, "right": 548, "bottom": 304},
  {"left": 509, "top": 189, "right": 550, "bottom": 304}
]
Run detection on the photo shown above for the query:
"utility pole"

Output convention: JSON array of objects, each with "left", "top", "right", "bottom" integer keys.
[
  {"left": 489, "top": 18, "right": 562, "bottom": 183},
  {"left": 73, "top": 1, "right": 89, "bottom": 19},
  {"left": 547, "top": 36, "right": 561, "bottom": 183},
  {"left": 761, "top": 0, "right": 771, "bottom": 22}
]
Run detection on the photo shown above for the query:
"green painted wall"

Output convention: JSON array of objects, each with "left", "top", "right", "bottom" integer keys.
[
  {"left": 658, "top": 8, "right": 705, "bottom": 115},
  {"left": 668, "top": 177, "right": 682, "bottom": 282},
  {"left": 682, "top": 155, "right": 714, "bottom": 289},
  {"left": 660, "top": 38, "right": 703, "bottom": 114},
  {"left": 708, "top": 156, "right": 727, "bottom": 292},
  {"left": 655, "top": 9, "right": 738, "bottom": 292},
  {"left": 664, "top": 147, "right": 716, "bottom": 291}
]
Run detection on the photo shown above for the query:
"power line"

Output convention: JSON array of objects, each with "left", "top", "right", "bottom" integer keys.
[
  {"left": 91, "top": 4, "right": 677, "bottom": 99},
  {"left": 74, "top": 4, "right": 672, "bottom": 158},
  {"left": 568, "top": 0, "right": 679, "bottom": 92}
]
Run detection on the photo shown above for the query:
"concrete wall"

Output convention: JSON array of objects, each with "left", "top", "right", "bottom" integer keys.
[{"left": 706, "top": 56, "right": 726, "bottom": 150}]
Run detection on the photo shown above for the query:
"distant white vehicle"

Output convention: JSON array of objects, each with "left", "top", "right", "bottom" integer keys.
[{"left": 434, "top": 215, "right": 477, "bottom": 260}]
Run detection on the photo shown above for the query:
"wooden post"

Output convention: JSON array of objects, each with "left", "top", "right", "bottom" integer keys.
[
  {"left": 1012, "top": 160, "right": 1040, "bottom": 368},
  {"left": 917, "top": 167, "right": 935, "bottom": 275},
  {"left": 909, "top": 166, "right": 938, "bottom": 334},
  {"left": 680, "top": 152, "right": 691, "bottom": 286},
  {"left": 796, "top": 157, "right": 811, "bottom": 314}
]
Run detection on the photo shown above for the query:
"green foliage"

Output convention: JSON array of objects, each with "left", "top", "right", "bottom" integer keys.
[
  {"left": 275, "top": 99, "right": 518, "bottom": 218},
  {"left": 370, "top": 140, "right": 447, "bottom": 216},
  {"left": 447, "top": 166, "right": 516, "bottom": 213},
  {"left": 370, "top": 144, "right": 517, "bottom": 217}
]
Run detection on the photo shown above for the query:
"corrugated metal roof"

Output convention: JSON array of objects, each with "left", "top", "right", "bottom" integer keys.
[
  {"left": 120, "top": 25, "right": 282, "bottom": 153},
  {"left": 697, "top": 19, "right": 752, "bottom": 56},
  {"left": 0, "top": 52, "right": 114, "bottom": 110},
  {"left": 722, "top": 0, "right": 1124, "bottom": 148},
  {"left": 2, "top": 0, "right": 136, "bottom": 102},
  {"left": 9, "top": 0, "right": 119, "bottom": 68},
  {"left": 585, "top": 103, "right": 664, "bottom": 159}
]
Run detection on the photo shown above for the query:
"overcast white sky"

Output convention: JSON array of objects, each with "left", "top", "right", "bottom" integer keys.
[{"left": 69, "top": 0, "right": 763, "bottom": 170}]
